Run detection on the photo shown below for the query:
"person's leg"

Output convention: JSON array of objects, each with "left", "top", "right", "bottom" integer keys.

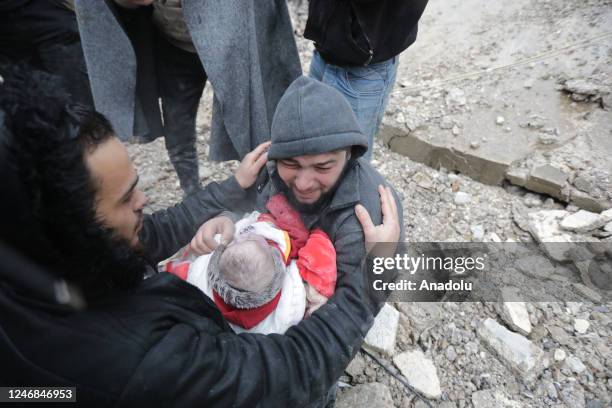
[
  {"left": 317, "top": 56, "right": 399, "bottom": 161},
  {"left": 155, "top": 33, "right": 206, "bottom": 195}
]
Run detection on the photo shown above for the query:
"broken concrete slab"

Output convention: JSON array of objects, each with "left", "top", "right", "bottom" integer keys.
[
  {"left": 336, "top": 383, "right": 394, "bottom": 408},
  {"left": 380, "top": 123, "right": 512, "bottom": 185},
  {"left": 524, "top": 164, "right": 569, "bottom": 199},
  {"left": 393, "top": 349, "right": 442, "bottom": 399},
  {"left": 472, "top": 389, "right": 523, "bottom": 408},
  {"left": 364, "top": 303, "right": 400, "bottom": 356},
  {"left": 498, "top": 287, "right": 533, "bottom": 336},
  {"left": 526, "top": 210, "right": 575, "bottom": 261},
  {"left": 560, "top": 210, "right": 611, "bottom": 233},
  {"left": 477, "top": 318, "right": 545, "bottom": 383}
]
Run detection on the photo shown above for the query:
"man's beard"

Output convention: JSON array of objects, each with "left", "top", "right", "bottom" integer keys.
[
  {"left": 284, "top": 186, "right": 337, "bottom": 214},
  {"left": 61, "top": 221, "right": 148, "bottom": 300}
]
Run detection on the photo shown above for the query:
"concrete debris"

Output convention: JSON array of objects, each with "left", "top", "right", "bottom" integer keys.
[
  {"left": 573, "top": 319, "right": 590, "bottom": 334},
  {"left": 477, "top": 318, "right": 545, "bottom": 383},
  {"left": 554, "top": 349, "right": 567, "bottom": 362},
  {"left": 454, "top": 191, "right": 471, "bottom": 205},
  {"left": 364, "top": 304, "right": 400, "bottom": 356},
  {"left": 499, "top": 287, "right": 532, "bottom": 335},
  {"left": 560, "top": 210, "right": 610, "bottom": 233},
  {"left": 524, "top": 165, "right": 568, "bottom": 198},
  {"left": 393, "top": 349, "right": 442, "bottom": 399},
  {"left": 472, "top": 389, "right": 523, "bottom": 408},
  {"left": 336, "top": 383, "right": 395, "bottom": 408},
  {"left": 565, "top": 355, "right": 587, "bottom": 374}
]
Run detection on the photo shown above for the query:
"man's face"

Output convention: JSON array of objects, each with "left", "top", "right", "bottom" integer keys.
[
  {"left": 85, "top": 137, "right": 148, "bottom": 248},
  {"left": 277, "top": 150, "right": 348, "bottom": 204}
]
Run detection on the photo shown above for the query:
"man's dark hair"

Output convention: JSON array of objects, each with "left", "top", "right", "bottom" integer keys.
[{"left": 0, "top": 63, "right": 146, "bottom": 300}]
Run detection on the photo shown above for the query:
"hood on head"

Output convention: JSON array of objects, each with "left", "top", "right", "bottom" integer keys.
[{"left": 268, "top": 76, "right": 368, "bottom": 161}]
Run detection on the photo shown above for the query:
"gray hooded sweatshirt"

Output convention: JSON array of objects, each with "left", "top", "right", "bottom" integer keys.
[{"left": 231, "top": 76, "right": 405, "bottom": 289}]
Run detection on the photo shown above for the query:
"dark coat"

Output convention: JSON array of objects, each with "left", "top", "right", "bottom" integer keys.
[
  {"left": 304, "top": 0, "right": 429, "bottom": 66},
  {"left": 75, "top": 0, "right": 302, "bottom": 161},
  {"left": 0, "top": 176, "right": 379, "bottom": 407}
]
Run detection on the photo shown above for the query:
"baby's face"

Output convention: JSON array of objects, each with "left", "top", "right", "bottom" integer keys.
[{"left": 219, "top": 236, "right": 277, "bottom": 293}]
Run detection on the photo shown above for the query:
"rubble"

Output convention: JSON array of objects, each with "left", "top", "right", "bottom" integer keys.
[
  {"left": 363, "top": 304, "right": 400, "bottom": 356},
  {"left": 499, "top": 287, "right": 532, "bottom": 335},
  {"left": 128, "top": 0, "right": 612, "bottom": 406},
  {"left": 561, "top": 210, "right": 611, "bottom": 233},
  {"left": 336, "top": 383, "right": 394, "bottom": 408},
  {"left": 393, "top": 349, "right": 442, "bottom": 399},
  {"left": 477, "top": 318, "right": 545, "bottom": 383}
]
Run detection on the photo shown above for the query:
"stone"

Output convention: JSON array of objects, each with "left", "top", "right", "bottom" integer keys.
[
  {"left": 364, "top": 304, "right": 400, "bottom": 356},
  {"left": 470, "top": 140, "right": 481, "bottom": 149},
  {"left": 452, "top": 124, "right": 461, "bottom": 136},
  {"left": 573, "top": 319, "right": 590, "bottom": 334},
  {"left": 527, "top": 210, "right": 574, "bottom": 261},
  {"left": 471, "top": 224, "right": 485, "bottom": 241},
  {"left": 565, "top": 355, "right": 587, "bottom": 374},
  {"left": 554, "top": 349, "right": 567, "bottom": 362},
  {"left": 573, "top": 176, "right": 594, "bottom": 194},
  {"left": 454, "top": 191, "right": 472, "bottom": 205},
  {"left": 345, "top": 354, "right": 366, "bottom": 378},
  {"left": 496, "top": 116, "right": 505, "bottom": 125},
  {"left": 471, "top": 389, "right": 522, "bottom": 408},
  {"left": 336, "top": 383, "right": 394, "bottom": 408},
  {"left": 525, "top": 165, "right": 568, "bottom": 198},
  {"left": 547, "top": 326, "right": 571, "bottom": 346},
  {"left": 446, "top": 345, "right": 457, "bottom": 362},
  {"left": 563, "top": 78, "right": 606, "bottom": 97},
  {"left": 527, "top": 210, "right": 570, "bottom": 241},
  {"left": 499, "top": 287, "right": 532, "bottom": 335},
  {"left": 446, "top": 87, "right": 467, "bottom": 107},
  {"left": 476, "top": 318, "right": 545, "bottom": 383},
  {"left": 413, "top": 172, "right": 434, "bottom": 190},
  {"left": 393, "top": 349, "right": 442, "bottom": 399},
  {"left": 514, "top": 255, "right": 555, "bottom": 280},
  {"left": 560, "top": 210, "right": 609, "bottom": 233}
]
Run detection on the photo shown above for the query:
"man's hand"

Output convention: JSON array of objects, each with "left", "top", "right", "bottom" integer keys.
[
  {"left": 114, "top": 0, "right": 154, "bottom": 9},
  {"left": 190, "top": 216, "right": 235, "bottom": 255},
  {"left": 234, "top": 141, "right": 271, "bottom": 189},
  {"left": 355, "top": 185, "right": 400, "bottom": 254}
]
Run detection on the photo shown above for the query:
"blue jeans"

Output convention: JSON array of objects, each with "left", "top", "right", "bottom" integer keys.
[{"left": 309, "top": 50, "right": 398, "bottom": 161}]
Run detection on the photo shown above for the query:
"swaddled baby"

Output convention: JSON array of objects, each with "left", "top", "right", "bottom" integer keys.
[{"left": 164, "top": 195, "right": 337, "bottom": 334}]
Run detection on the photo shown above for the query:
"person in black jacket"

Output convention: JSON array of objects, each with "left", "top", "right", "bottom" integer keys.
[
  {"left": 0, "top": 0, "right": 93, "bottom": 107},
  {"left": 0, "top": 64, "right": 399, "bottom": 406},
  {"left": 304, "top": 0, "right": 429, "bottom": 161}
]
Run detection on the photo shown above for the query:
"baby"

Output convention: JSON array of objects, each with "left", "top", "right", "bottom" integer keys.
[{"left": 164, "top": 195, "right": 337, "bottom": 335}]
